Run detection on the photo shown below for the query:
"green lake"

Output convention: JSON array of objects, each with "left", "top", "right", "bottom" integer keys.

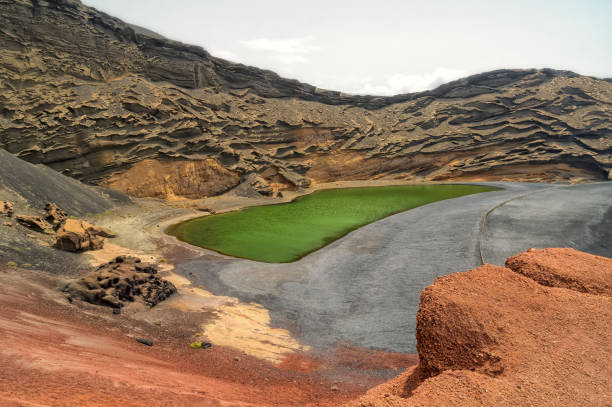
[{"left": 167, "top": 184, "right": 499, "bottom": 263}]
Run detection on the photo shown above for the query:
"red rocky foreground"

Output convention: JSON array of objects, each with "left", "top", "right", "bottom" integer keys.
[
  {"left": 345, "top": 248, "right": 611, "bottom": 406},
  {"left": 0, "top": 248, "right": 609, "bottom": 406}
]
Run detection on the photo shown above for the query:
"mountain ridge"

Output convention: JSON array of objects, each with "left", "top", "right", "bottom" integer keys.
[{"left": 1, "top": 0, "right": 611, "bottom": 198}]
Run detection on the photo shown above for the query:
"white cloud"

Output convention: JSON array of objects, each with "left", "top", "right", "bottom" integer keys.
[
  {"left": 240, "top": 36, "right": 320, "bottom": 64},
  {"left": 344, "top": 67, "right": 468, "bottom": 96}
]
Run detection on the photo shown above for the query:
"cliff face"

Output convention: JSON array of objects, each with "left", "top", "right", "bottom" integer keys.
[{"left": 1, "top": 0, "right": 611, "bottom": 198}]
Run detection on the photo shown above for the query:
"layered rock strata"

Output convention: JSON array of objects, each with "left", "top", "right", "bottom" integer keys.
[{"left": 0, "top": 0, "right": 611, "bottom": 198}]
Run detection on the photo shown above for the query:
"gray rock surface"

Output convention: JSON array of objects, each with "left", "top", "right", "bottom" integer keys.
[
  {"left": 0, "top": 148, "right": 130, "bottom": 273},
  {"left": 482, "top": 182, "right": 612, "bottom": 265},
  {"left": 0, "top": 149, "right": 129, "bottom": 216}
]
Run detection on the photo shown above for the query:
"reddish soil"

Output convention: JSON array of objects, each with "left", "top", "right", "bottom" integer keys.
[
  {"left": 0, "top": 267, "right": 415, "bottom": 407},
  {"left": 345, "top": 248, "right": 612, "bottom": 406},
  {"left": 3, "top": 248, "right": 609, "bottom": 406},
  {"left": 506, "top": 247, "right": 612, "bottom": 296}
]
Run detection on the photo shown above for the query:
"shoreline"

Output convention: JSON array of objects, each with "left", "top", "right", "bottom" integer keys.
[{"left": 154, "top": 179, "right": 507, "bottom": 261}]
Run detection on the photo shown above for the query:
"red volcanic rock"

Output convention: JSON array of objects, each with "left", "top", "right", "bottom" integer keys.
[
  {"left": 506, "top": 247, "right": 612, "bottom": 297},
  {"left": 345, "top": 249, "right": 612, "bottom": 406}
]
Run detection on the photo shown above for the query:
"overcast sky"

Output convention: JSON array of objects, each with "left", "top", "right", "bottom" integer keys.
[{"left": 83, "top": 0, "right": 612, "bottom": 96}]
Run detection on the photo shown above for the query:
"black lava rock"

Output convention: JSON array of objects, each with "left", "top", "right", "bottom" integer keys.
[{"left": 136, "top": 337, "right": 153, "bottom": 346}]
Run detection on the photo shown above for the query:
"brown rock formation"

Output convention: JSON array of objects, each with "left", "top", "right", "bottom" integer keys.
[
  {"left": 44, "top": 202, "right": 67, "bottom": 228},
  {"left": 54, "top": 218, "right": 108, "bottom": 251},
  {"left": 345, "top": 249, "right": 612, "bottom": 406},
  {"left": 0, "top": 201, "right": 14, "bottom": 217},
  {"left": 0, "top": 0, "right": 610, "bottom": 198},
  {"left": 63, "top": 255, "right": 176, "bottom": 308},
  {"left": 15, "top": 215, "right": 52, "bottom": 233},
  {"left": 100, "top": 158, "right": 240, "bottom": 199}
]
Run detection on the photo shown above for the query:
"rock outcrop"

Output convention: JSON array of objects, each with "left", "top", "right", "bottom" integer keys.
[
  {"left": 0, "top": 201, "right": 14, "bottom": 217},
  {"left": 44, "top": 202, "right": 67, "bottom": 229},
  {"left": 54, "top": 219, "right": 108, "bottom": 252},
  {"left": 0, "top": 0, "right": 610, "bottom": 198},
  {"left": 345, "top": 248, "right": 612, "bottom": 406},
  {"left": 15, "top": 215, "right": 52, "bottom": 233},
  {"left": 63, "top": 256, "right": 177, "bottom": 308},
  {"left": 100, "top": 158, "right": 240, "bottom": 199}
]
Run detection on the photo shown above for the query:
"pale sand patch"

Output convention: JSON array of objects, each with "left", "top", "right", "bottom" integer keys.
[
  {"left": 85, "top": 243, "right": 308, "bottom": 363},
  {"left": 165, "top": 273, "right": 310, "bottom": 363}
]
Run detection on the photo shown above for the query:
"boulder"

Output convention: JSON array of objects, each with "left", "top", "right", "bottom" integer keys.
[
  {"left": 44, "top": 202, "right": 67, "bottom": 228},
  {"left": 54, "top": 219, "right": 106, "bottom": 251},
  {"left": 63, "top": 256, "right": 176, "bottom": 308},
  {"left": 95, "top": 226, "right": 117, "bottom": 238},
  {"left": 0, "top": 201, "right": 14, "bottom": 217},
  {"left": 15, "top": 214, "right": 52, "bottom": 232},
  {"left": 195, "top": 205, "right": 216, "bottom": 214},
  {"left": 244, "top": 173, "right": 273, "bottom": 196}
]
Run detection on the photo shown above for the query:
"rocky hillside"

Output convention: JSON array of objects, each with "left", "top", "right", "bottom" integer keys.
[
  {"left": 1, "top": 0, "right": 611, "bottom": 198},
  {"left": 0, "top": 148, "right": 130, "bottom": 273}
]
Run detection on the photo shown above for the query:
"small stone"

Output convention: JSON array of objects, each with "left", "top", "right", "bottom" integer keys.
[
  {"left": 201, "top": 342, "right": 212, "bottom": 349},
  {"left": 234, "top": 356, "right": 240, "bottom": 362},
  {"left": 112, "top": 307, "right": 121, "bottom": 315},
  {"left": 136, "top": 338, "right": 153, "bottom": 346},
  {"left": 331, "top": 385, "right": 339, "bottom": 391},
  {"left": 0, "top": 201, "right": 14, "bottom": 217},
  {"left": 3, "top": 221, "right": 12, "bottom": 227}
]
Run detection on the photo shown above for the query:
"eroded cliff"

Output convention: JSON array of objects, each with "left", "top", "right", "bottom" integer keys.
[{"left": 1, "top": 0, "right": 611, "bottom": 198}]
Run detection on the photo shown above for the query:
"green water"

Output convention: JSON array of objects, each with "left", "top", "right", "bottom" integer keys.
[{"left": 167, "top": 184, "right": 498, "bottom": 263}]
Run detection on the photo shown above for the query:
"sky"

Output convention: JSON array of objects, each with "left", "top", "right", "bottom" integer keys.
[{"left": 82, "top": 0, "right": 612, "bottom": 96}]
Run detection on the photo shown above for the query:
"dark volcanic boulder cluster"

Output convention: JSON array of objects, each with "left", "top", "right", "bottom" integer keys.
[
  {"left": 0, "top": 0, "right": 610, "bottom": 198},
  {"left": 345, "top": 248, "right": 612, "bottom": 406},
  {"left": 63, "top": 256, "right": 177, "bottom": 308}
]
